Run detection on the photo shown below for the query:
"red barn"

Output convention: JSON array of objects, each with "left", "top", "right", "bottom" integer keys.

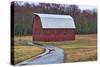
[{"left": 32, "top": 13, "right": 76, "bottom": 41}]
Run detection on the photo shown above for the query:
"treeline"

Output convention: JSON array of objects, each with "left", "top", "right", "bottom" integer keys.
[{"left": 13, "top": 2, "right": 97, "bottom": 36}]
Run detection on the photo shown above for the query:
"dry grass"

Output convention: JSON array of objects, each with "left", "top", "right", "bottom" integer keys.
[
  {"left": 65, "top": 48, "right": 97, "bottom": 62},
  {"left": 14, "top": 36, "right": 32, "bottom": 42},
  {"left": 14, "top": 44, "right": 44, "bottom": 64},
  {"left": 14, "top": 34, "right": 97, "bottom": 63},
  {"left": 38, "top": 34, "right": 97, "bottom": 62}
]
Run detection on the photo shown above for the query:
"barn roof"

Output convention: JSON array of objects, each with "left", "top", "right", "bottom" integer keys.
[{"left": 34, "top": 13, "right": 75, "bottom": 29}]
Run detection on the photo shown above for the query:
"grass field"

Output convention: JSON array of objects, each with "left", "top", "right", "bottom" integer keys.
[
  {"left": 39, "top": 34, "right": 97, "bottom": 62},
  {"left": 14, "top": 42, "right": 44, "bottom": 64},
  {"left": 14, "top": 34, "right": 97, "bottom": 64}
]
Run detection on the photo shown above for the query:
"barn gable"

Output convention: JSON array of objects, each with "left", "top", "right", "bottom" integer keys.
[{"left": 34, "top": 13, "right": 75, "bottom": 29}]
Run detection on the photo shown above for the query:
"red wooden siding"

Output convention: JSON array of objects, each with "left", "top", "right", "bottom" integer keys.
[{"left": 32, "top": 15, "right": 75, "bottom": 41}]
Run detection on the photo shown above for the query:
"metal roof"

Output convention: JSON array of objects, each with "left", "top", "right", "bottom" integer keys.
[{"left": 34, "top": 13, "right": 75, "bottom": 29}]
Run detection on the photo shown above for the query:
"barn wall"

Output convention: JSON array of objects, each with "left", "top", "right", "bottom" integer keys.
[
  {"left": 32, "top": 15, "right": 75, "bottom": 41},
  {"left": 32, "top": 15, "right": 42, "bottom": 41},
  {"left": 40, "top": 29, "right": 75, "bottom": 41}
]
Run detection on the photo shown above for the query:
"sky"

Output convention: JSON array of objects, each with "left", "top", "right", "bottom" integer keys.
[
  {"left": 78, "top": 5, "right": 96, "bottom": 10},
  {"left": 17, "top": 1, "right": 97, "bottom": 10}
]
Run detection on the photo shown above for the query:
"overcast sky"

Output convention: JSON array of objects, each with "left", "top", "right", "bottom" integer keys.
[
  {"left": 78, "top": 5, "right": 96, "bottom": 10},
  {"left": 17, "top": 1, "right": 97, "bottom": 10}
]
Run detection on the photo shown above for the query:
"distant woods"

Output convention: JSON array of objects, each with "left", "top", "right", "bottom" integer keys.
[{"left": 12, "top": 2, "right": 97, "bottom": 36}]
